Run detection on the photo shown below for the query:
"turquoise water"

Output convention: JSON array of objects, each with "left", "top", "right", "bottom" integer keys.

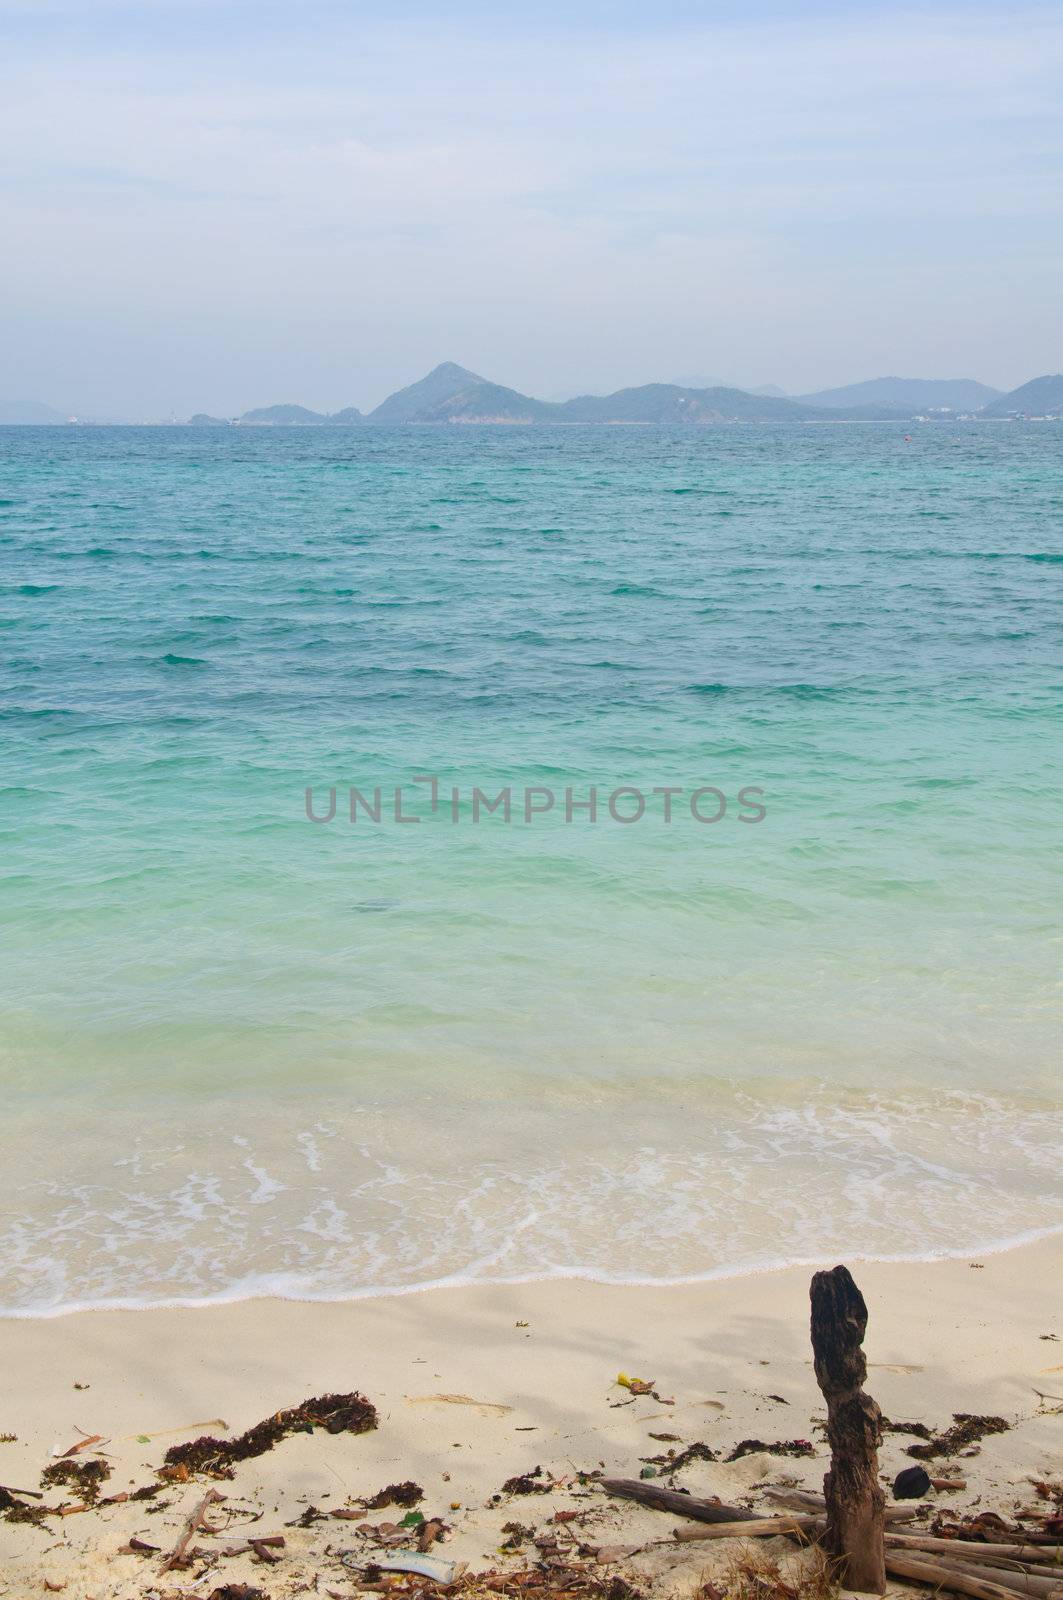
[{"left": 1, "top": 422, "right": 1060, "bottom": 1313}]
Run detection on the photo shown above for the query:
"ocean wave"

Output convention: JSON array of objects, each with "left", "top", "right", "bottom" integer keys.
[{"left": 1, "top": 1086, "right": 1059, "bottom": 1318}]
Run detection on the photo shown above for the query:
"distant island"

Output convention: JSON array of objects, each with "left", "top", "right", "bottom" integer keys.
[
  {"left": 0, "top": 400, "right": 70, "bottom": 425},
  {"left": 5, "top": 367, "right": 1063, "bottom": 427},
  {"left": 185, "top": 365, "right": 1063, "bottom": 427}
]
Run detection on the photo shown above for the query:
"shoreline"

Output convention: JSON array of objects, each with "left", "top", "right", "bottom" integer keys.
[
  {"left": 2, "top": 1234, "right": 1059, "bottom": 1596},
  {"left": 4, "top": 1219, "right": 1063, "bottom": 1322}
]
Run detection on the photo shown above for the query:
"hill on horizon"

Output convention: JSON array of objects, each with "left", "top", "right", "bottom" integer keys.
[
  {"left": 355, "top": 364, "right": 884, "bottom": 425},
  {"left": 21, "top": 367, "right": 1052, "bottom": 428},
  {"left": 799, "top": 376, "right": 1001, "bottom": 411},
  {"left": 980, "top": 374, "right": 1063, "bottom": 417},
  {"left": 405, "top": 377, "right": 558, "bottom": 424},
  {"left": 367, "top": 362, "right": 486, "bottom": 423},
  {"left": 216, "top": 367, "right": 1010, "bottom": 427},
  {"left": 0, "top": 399, "right": 67, "bottom": 424},
  {"left": 558, "top": 383, "right": 819, "bottom": 424},
  {"left": 238, "top": 403, "right": 364, "bottom": 426}
]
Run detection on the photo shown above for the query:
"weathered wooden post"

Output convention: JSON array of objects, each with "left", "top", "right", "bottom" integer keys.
[{"left": 810, "top": 1265, "right": 886, "bottom": 1594}]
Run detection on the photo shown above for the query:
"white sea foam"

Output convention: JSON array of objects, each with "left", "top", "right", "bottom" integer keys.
[{"left": 1, "top": 1083, "right": 1059, "bottom": 1318}]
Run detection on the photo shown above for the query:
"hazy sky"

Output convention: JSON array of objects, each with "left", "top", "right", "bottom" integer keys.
[{"left": 2, "top": 0, "right": 1061, "bottom": 418}]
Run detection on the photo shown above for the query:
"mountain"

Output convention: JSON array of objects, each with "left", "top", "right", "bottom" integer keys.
[
  {"left": 188, "top": 413, "right": 228, "bottom": 426},
  {"left": 233, "top": 403, "right": 363, "bottom": 425},
  {"left": 190, "top": 366, "right": 1058, "bottom": 432},
  {"left": 799, "top": 377, "right": 1000, "bottom": 411},
  {"left": 367, "top": 362, "right": 486, "bottom": 423},
  {"left": 558, "top": 383, "right": 819, "bottom": 424},
  {"left": 405, "top": 379, "right": 556, "bottom": 424},
  {"left": 0, "top": 400, "right": 67, "bottom": 424},
  {"left": 979, "top": 375, "right": 1063, "bottom": 418},
  {"left": 239, "top": 403, "right": 328, "bottom": 425},
  {"left": 365, "top": 368, "right": 826, "bottom": 425}
]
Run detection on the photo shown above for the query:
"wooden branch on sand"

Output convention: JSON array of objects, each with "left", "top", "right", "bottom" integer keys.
[
  {"left": 673, "top": 1514, "right": 823, "bottom": 1543},
  {"left": 926, "top": 1566, "right": 1063, "bottom": 1600},
  {"left": 887, "top": 1534, "right": 1063, "bottom": 1566},
  {"left": 599, "top": 1478, "right": 755, "bottom": 1523},
  {"left": 885, "top": 1551, "right": 1063, "bottom": 1600},
  {"left": 672, "top": 1507, "right": 925, "bottom": 1546},
  {"left": 765, "top": 1488, "right": 920, "bottom": 1524},
  {"left": 810, "top": 1265, "right": 886, "bottom": 1593},
  {"left": 159, "top": 1488, "right": 226, "bottom": 1574}
]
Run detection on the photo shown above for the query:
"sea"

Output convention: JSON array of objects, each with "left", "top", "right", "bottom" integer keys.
[{"left": 1, "top": 421, "right": 1060, "bottom": 1316}]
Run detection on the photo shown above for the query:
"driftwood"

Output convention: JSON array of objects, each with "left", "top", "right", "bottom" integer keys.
[
  {"left": 159, "top": 1488, "right": 226, "bottom": 1574},
  {"left": 599, "top": 1479, "right": 754, "bottom": 1523},
  {"left": 927, "top": 1564, "right": 1063, "bottom": 1600},
  {"left": 673, "top": 1507, "right": 928, "bottom": 1545},
  {"left": 885, "top": 1551, "right": 1063, "bottom": 1600},
  {"left": 221, "top": 1534, "right": 286, "bottom": 1557},
  {"left": 958, "top": 1531, "right": 1063, "bottom": 1549},
  {"left": 672, "top": 1514, "right": 821, "bottom": 1543},
  {"left": 764, "top": 1488, "right": 919, "bottom": 1523},
  {"left": 887, "top": 1534, "right": 1063, "bottom": 1565},
  {"left": 811, "top": 1265, "right": 886, "bottom": 1593},
  {"left": 764, "top": 1489, "right": 828, "bottom": 1511}
]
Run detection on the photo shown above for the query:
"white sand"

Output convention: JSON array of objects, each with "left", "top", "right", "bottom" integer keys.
[{"left": 1, "top": 1238, "right": 1060, "bottom": 1597}]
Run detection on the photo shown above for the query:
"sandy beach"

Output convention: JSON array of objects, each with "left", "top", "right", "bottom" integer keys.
[{"left": 1, "top": 1237, "right": 1059, "bottom": 1597}]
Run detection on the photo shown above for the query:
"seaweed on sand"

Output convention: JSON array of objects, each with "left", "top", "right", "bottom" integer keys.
[
  {"left": 161, "top": 1391, "right": 377, "bottom": 1480},
  {"left": 726, "top": 1439, "right": 815, "bottom": 1462},
  {"left": 905, "top": 1413, "right": 1009, "bottom": 1460},
  {"left": 364, "top": 1480, "right": 424, "bottom": 1509},
  {"left": 640, "top": 1442, "right": 720, "bottom": 1472},
  {"left": 0, "top": 1485, "right": 50, "bottom": 1527},
  {"left": 41, "top": 1456, "right": 112, "bottom": 1503},
  {"left": 500, "top": 1467, "right": 552, "bottom": 1495}
]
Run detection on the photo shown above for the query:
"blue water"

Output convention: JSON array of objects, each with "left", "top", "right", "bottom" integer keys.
[{"left": 1, "top": 422, "right": 1060, "bottom": 1314}]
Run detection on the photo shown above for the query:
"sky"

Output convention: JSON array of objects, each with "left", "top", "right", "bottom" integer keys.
[{"left": 1, "top": 0, "right": 1061, "bottom": 418}]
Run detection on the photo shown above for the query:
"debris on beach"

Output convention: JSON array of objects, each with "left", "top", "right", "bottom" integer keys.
[
  {"left": 614, "top": 1374, "right": 674, "bottom": 1406},
  {"left": 161, "top": 1391, "right": 378, "bottom": 1479},
  {"left": 725, "top": 1439, "right": 815, "bottom": 1462},
  {"left": 378, "top": 1551, "right": 462, "bottom": 1582},
  {"left": 640, "top": 1441, "right": 719, "bottom": 1471},
  {"left": 158, "top": 1486, "right": 227, "bottom": 1572},
  {"left": 116, "top": 1534, "right": 161, "bottom": 1555},
  {"left": 124, "top": 1415, "right": 228, "bottom": 1443},
  {"left": 501, "top": 1466, "right": 554, "bottom": 1495},
  {"left": 600, "top": 1478, "right": 754, "bottom": 1523},
  {"left": 882, "top": 1418, "right": 934, "bottom": 1439},
  {"left": 409, "top": 1393, "right": 513, "bottom": 1415},
  {"left": 905, "top": 1414, "right": 1010, "bottom": 1460},
  {"left": 56, "top": 1430, "right": 106, "bottom": 1458},
  {"left": 893, "top": 1467, "right": 933, "bottom": 1499},
  {"left": 617, "top": 1374, "right": 655, "bottom": 1395},
  {"left": 0, "top": 1484, "right": 51, "bottom": 1526},
  {"left": 364, "top": 1480, "right": 425, "bottom": 1509},
  {"left": 41, "top": 1455, "right": 111, "bottom": 1503}
]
